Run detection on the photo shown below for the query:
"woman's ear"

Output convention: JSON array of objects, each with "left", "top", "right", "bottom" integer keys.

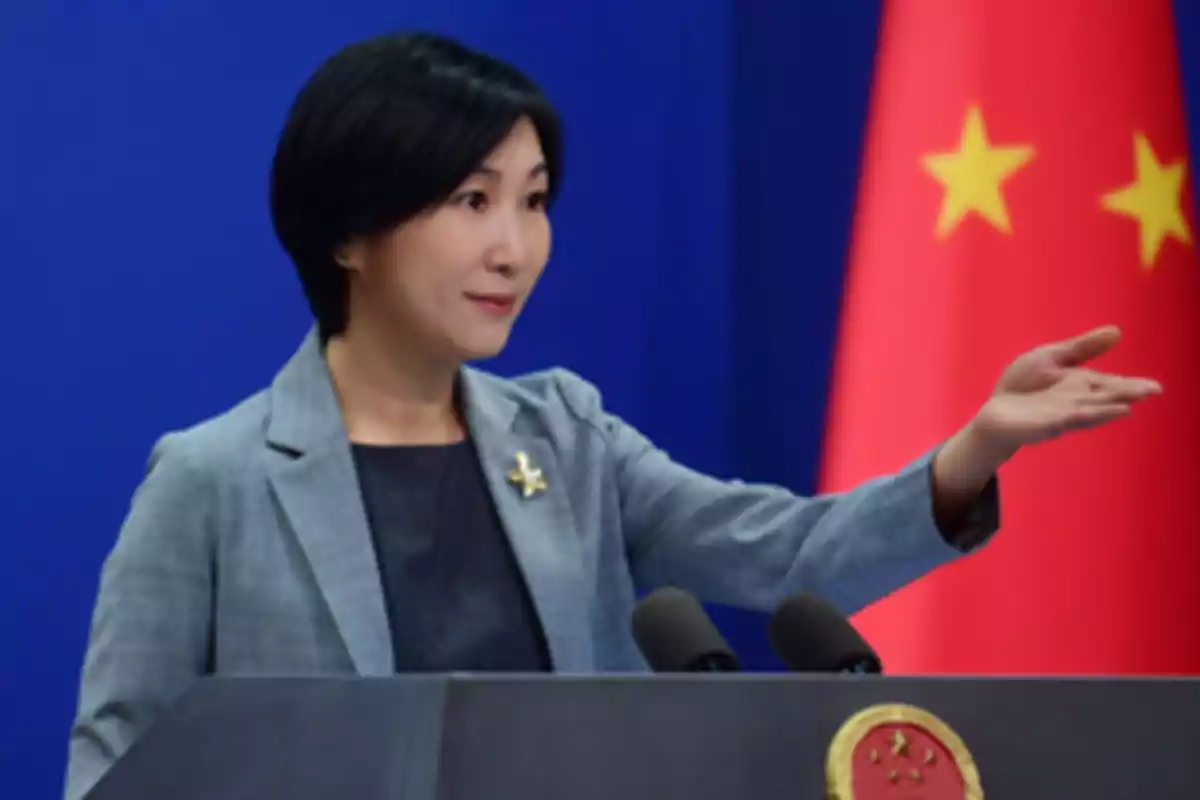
[{"left": 333, "top": 239, "right": 365, "bottom": 273}]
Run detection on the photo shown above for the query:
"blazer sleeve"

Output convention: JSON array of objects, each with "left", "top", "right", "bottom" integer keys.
[
  {"left": 555, "top": 371, "right": 999, "bottom": 616},
  {"left": 63, "top": 434, "right": 214, "bottom": 800}
]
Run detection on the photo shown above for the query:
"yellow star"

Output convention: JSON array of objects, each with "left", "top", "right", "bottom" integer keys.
[
  {"left": 1100, "top": 132, "right": 1192, "bottom": 270},
  {"left": 890, "top": 729, "right": 909, "bottom": 757},
  {"left": 921, "top": 105, "right": 1035, "bottom": 238}
]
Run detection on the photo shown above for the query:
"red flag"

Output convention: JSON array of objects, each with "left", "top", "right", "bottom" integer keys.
[{"left": 821, "top": 0, "right": 1200, "bottom": 674}]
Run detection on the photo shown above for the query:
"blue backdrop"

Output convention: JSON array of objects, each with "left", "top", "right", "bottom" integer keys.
[{"left": 2, "top": 3, "right": 1198, "bottom": 797}]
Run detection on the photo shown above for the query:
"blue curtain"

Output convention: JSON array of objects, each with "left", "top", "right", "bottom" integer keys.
[{"left": 2, "top": 2, "right": 1198, "bottom": 796}]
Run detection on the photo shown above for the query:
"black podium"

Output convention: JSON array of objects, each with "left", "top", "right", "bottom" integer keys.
[{"left": 86, "top": 674, "right": 1197, "bottom": 798}]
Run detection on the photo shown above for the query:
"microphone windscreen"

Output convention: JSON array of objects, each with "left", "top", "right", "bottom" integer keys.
[
  {"left": 768, "top": 592, "right": 882, "bottom": 673},
  {"left": 631, "top": 587, "right": 740, "bottom": 672}
]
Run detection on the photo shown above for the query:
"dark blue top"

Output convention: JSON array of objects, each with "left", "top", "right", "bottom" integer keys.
[{"left": 351, "top": 440, "right": 552, "bottom": 672}]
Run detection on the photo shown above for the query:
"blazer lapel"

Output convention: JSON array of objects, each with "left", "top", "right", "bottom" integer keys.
[
  {"left": 264, "top": 331, "right": 393, "bottom": 676},
  {"left": 460, "top": 368, "right": 595, "bottom": 672}
]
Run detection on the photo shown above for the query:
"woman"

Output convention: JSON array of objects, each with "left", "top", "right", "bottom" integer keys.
[{"left": 64, "top": 30, "right": 1160, "bottom": 800}]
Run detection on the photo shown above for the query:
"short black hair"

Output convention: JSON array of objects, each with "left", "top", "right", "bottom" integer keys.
[{"left": 269, "top": 31, "right": 563, "bottom": 340}]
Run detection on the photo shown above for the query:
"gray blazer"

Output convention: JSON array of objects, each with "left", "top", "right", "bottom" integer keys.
[{"left": 64, "top": 330, "right": 997, "bottom": 799}]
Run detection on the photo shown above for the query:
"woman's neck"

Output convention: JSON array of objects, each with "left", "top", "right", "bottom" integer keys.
[{"left": 323, "top": 323, "right": 466, "bottom": 446}]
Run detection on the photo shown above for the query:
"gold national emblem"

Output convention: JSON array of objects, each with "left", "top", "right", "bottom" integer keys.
[{"left": 826, "top": 703, "right": 983, "bottom": 800}]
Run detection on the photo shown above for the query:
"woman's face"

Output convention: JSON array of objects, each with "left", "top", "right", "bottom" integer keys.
[{"left": 342, "top": 116, "right": 552, "bottom": 362}]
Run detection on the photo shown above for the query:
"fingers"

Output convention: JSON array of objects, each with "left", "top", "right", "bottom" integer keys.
[
  {"left": 1048, "top": 325, "right": 1122, "bottom": 367},
  {"left": 1059, "top": 403, "right": 1132, "bottom": 433},
  {"left": 1073, "top": 369, "right": 1162, "bottom": 403},
  {"left": 1053, "top": 369, "right": 1160, "bottom": 436},
  {"left": 1035, "top": 367, "right": 1161, "bottom": 440}
]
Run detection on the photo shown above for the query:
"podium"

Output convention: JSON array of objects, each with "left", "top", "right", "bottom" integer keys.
[{"left": 86, "top": 674, "right": 1196, "bottom": 798}]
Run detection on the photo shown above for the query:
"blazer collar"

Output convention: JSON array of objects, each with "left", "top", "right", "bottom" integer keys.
[
  {"left": 265, "top": 329, "right": 348, "bottom": 457},
  {"left": 262, "top": 329, "right": 592, "bottom": 673},
  {"left": 457, "top": 367, "right": 593, "bottom": 671}
]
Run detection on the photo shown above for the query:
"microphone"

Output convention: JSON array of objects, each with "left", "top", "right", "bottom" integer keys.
[
  {"left": 631, "top": 587, "right": 740, "bottom": 672},
  {"left": 768, "top": 592, "right": 882, "bottom": 674}
]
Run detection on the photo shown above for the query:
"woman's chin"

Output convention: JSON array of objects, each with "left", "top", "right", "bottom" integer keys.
[{"left": 451, "top": 330, "right": 512, "bottom": 362}]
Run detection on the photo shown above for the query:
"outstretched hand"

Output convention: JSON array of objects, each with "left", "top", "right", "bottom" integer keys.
[
  {"left": 930, "top": 325, "right": 1161, "bottom": 538},
  {"left": 972, "top": 324, "right": 1161, "bottom": 452}
]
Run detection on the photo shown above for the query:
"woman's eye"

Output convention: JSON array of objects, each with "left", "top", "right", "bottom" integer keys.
[
  {"left": 526, "top": 191, "right": 549, "bottom": 211},
  {"left": 452, "top": 190, "right": 488, "bottom": 211}
]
